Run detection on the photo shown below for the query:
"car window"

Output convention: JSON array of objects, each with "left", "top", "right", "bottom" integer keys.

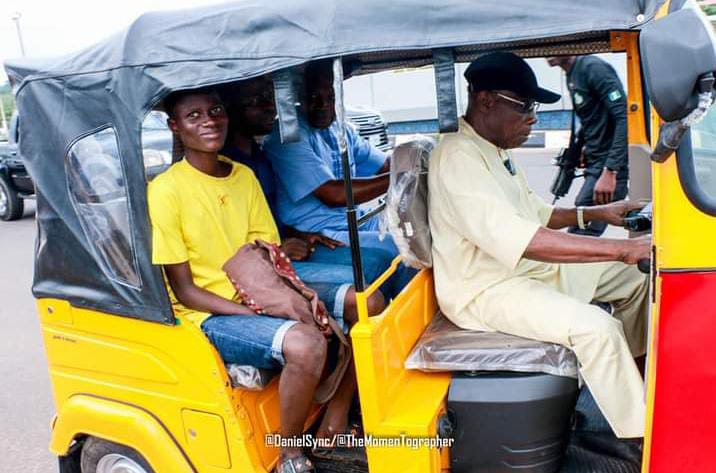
[
  {"left": 66, "top": 127, "right": 141, "bottom": 288},
  {"left": 141, "top": 111, "right": 174, "bottom": 180}
]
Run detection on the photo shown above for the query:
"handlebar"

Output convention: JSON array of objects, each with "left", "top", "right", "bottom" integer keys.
[{"left": 637, "top": 259, "right": 651, "bottom": 274}]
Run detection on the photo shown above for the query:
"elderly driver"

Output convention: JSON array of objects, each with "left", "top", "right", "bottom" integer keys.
[{"left": 429, "top": 52, "right": 650, "bottom": 440}]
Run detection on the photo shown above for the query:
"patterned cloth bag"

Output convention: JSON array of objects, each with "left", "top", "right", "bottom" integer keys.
[{"left": 223, "top": 239, "right": 352, "bottom": 403}]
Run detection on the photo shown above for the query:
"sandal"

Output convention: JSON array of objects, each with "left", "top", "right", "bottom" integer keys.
[
  {"left": 275, "top": 454, "right": 316, "bottom": 473},
  {"left": 311, "top": 424, "right": 367, "bottom": 462}
]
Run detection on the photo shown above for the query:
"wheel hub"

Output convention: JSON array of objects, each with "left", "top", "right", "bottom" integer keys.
[
  {"left": 0, "top": 186, "right": 8, "bottom": 216},
  {"left": 96, "top": 454, "right": 149, "bottom": 473}
]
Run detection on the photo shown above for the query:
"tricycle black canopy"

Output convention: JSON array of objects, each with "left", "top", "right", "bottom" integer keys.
[{"left": 4, "top": 0, "right": 667, "bottom": 322}]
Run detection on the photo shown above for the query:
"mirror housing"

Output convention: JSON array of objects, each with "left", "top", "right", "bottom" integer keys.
[{"left": 640, "top": 5, "right": 716, "bottom": 122}]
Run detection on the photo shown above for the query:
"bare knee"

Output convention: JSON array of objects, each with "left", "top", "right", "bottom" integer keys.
[
  {"left": 342, "top": 288, "right": 385, "bottom": 325},
  {"left": 282, "top": 323, "right": 327, "bottom": 378},
  {"left": 366, "top": 291, "right": 385, "bottom": 316}
]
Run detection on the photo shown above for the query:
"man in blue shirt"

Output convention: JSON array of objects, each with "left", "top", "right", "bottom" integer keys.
[
  {"left": 221, "top": 75, "right": 407, "bottom": 297},
  {"left": 264, "top": 60, "right": 398, "bottom": 256}
]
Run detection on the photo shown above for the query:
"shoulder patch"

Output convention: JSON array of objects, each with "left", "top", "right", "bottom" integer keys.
[{"left": 608, "top": 90, "right": 622, "bottom": 102}]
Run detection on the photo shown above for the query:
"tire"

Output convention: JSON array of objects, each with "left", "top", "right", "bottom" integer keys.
[
  {"left": 0, "top": 174, "right": 24, "bottom": 221},
  {"left": 80, "top": 437, "right": 154, "bottom": 473}
]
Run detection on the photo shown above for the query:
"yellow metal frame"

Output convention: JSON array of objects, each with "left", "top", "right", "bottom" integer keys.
[{"left": 352, "top": 265, "right": 451, "bottom": 473}]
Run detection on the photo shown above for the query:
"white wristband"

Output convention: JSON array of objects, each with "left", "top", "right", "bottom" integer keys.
[{"left": 577, "top": 206, "right": 587, "bottom": 230}]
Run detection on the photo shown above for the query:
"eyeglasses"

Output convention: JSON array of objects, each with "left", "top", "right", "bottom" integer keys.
[{"left": 494, "top": 92, "right": 540, "bottom": 116}]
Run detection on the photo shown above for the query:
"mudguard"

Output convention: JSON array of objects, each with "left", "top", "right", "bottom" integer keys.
[{"left": 51, "top": 394, "right": 196, "bottom": 473}]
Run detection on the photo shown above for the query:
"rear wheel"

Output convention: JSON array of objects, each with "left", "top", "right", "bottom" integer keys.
[
  {"left": 80, "top": 437, "right": 154, "bottom": 473},
  {"left": 0, "top": 175, "right": 23, "bottom": 221}
]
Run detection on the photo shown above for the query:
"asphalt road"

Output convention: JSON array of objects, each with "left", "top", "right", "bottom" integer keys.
[
  {"left": 0, "top": 201, "right": 57, "bottom": 473},
  {"left": 0, "top": 148, "right": 623, "bottom": 473}
]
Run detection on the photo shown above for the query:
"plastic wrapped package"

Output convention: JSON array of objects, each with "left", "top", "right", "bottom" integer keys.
[
  {"left": 227, "top": 364, "right": 278, "bottom": 390},
  {"left": 405, "top": 312, "right": 579, "bottom": 378},
  {"left": 381, "top": 136, "right": 435, "bottom": 269}
]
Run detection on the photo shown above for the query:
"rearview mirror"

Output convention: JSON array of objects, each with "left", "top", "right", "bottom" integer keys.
[{"left": 640, "top": 5, "right": 716, "bottom": 122}]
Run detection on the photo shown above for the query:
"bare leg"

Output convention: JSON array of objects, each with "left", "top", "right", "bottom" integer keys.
[
  {"left": 279, "top": 323, "right": 327, "bottom": 460},
  {"left": 342, "top": 288, "right": 386, "bottom": 326}
]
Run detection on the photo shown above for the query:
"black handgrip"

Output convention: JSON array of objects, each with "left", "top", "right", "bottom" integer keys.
[{"left": 637, "top": 259, "right": 651, "bottom": 274}]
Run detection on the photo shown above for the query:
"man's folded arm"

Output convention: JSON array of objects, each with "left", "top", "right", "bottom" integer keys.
[{"left": 313, "top": 174, "right": 389, "bottom": 207}]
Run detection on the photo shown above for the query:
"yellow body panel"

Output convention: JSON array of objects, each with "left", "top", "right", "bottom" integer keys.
[
  {"left": 352, "top": 269, "right": 451, "bottom": 473},
  {"left": 38, "top": 298, "right": 316, "bottom": 473},
  {"left": 652, "top": 151, "right": 716, "bottom": 269},
  {"left": 182, "top": 410, "right": 232, "bottom": 469}
]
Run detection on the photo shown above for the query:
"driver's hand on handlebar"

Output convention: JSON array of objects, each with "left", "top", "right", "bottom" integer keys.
[
  {"left": 598, "top": 200, "right": 647, "bottom": 227},
  {"left": 621, "top": 237, "right": 651, "bottom": 265}
]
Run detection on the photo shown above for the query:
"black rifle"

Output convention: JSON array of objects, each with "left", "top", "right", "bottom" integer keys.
[{"left": 550, "top": 111, "right": 583, "bottom": 204}]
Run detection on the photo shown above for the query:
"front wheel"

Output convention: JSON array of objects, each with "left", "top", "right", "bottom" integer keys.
[
  {"left": 80, "top": 437, "right": 154, "bottom": 473},
  {"left": 0, "top": 174, "right": 23, "bottom": 221}
]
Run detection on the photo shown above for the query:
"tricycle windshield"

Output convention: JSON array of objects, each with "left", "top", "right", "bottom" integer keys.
[{"left": 690, "top": 104, "right": 716, "bottom": 201}]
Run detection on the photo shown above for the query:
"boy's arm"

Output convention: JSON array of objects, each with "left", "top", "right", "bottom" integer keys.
[{"left": 164, "top": 262, "right": 254, "bottom": 315}]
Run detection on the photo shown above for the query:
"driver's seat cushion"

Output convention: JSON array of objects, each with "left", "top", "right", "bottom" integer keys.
[{"left": 405, "top": 312, "right": 579, "bottom": 378}]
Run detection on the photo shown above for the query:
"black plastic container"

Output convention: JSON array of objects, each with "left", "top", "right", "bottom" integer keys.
[{"left": 448, "top": 371, "right": 579, "bottom": 473}]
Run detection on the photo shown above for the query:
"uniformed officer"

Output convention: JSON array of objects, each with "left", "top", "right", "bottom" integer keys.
[
  {"left": 548, "top": 55, "right": 629, "bottom": 236},
  {"left": 429, "top": 52, "right": 649, "bottom": 439}
]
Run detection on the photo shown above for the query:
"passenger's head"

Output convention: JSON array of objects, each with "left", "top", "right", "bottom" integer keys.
[
  {"left": 164, "top": 88, "right": 228, "bottom": 153},
  {"left": 464, "top": 52, "right": 560, "bottom": 149},
  {"left": 303, "top": 59, "right": 336, "bottom": 130},
  {"left": 224, "top": 75, "right": 276, "bottom": 137},
  {"left": 546, "top": 55, "right": 577, "bottom": 72}
]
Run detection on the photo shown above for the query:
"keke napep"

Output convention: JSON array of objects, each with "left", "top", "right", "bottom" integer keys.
[{"left": 5, "top": 0, "right": 716, "bottom": 472}]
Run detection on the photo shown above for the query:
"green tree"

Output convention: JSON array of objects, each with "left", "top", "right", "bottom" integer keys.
[
  {"left": 700, "top": 1, "right": 716, "bottom": 16},
  {"left": 0, "top": 84, "right": 15, "bottom": 140}
]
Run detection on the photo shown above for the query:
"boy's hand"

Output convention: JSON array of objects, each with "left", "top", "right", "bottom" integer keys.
[
  {"left": 304, "top": 233, "right": 344, "bottom": 250},
  {"left": 294, "top": 231, "right": 345, "bottom": 250},
  {"left": 315, "top": 300, "right": 332, "bottom": 338},
  {"left": 280, "top": 238, "right": 311, "bottom": 261}
]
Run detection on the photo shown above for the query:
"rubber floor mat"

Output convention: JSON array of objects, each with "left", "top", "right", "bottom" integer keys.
[{"left": 561, "top": 387, "right": 641, "bottom": 473}]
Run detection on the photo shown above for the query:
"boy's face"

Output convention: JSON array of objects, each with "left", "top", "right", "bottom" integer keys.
[
  {"left": 168, "top": 93, "right": 228, "bottom": 153},
  {"left": 233, "top": 76, "right": 276, "bottom": 136}
]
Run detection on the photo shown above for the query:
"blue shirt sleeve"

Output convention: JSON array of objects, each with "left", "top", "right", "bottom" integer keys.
[
  {"left": 264, "top": 124, "right": 335, "bottom": 203},
  {"left": 348, "top": 125, "right": 387, "bottom": 177}
]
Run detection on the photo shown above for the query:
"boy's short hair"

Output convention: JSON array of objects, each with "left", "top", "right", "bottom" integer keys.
[{"left": 163, "top": 87, "right": 222, "bottom": 118}]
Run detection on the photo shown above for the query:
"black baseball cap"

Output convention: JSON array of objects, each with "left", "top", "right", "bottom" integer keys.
[{"left": 464, "top": 52, "right": 561, "bottom": 104}]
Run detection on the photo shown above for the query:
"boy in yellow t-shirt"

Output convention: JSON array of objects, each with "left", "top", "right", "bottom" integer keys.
[{"left": 148, "top": 88, "right": 377, "bottom": 473}]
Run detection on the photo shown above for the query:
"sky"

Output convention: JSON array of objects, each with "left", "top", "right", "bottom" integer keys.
[{"left": 0, "top": 0, "right": 226, "bottom": 84}]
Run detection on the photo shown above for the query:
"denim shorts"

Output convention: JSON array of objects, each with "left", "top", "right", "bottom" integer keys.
[{"left": 201, "top": 281, "right": 349, "bottom": 369}]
